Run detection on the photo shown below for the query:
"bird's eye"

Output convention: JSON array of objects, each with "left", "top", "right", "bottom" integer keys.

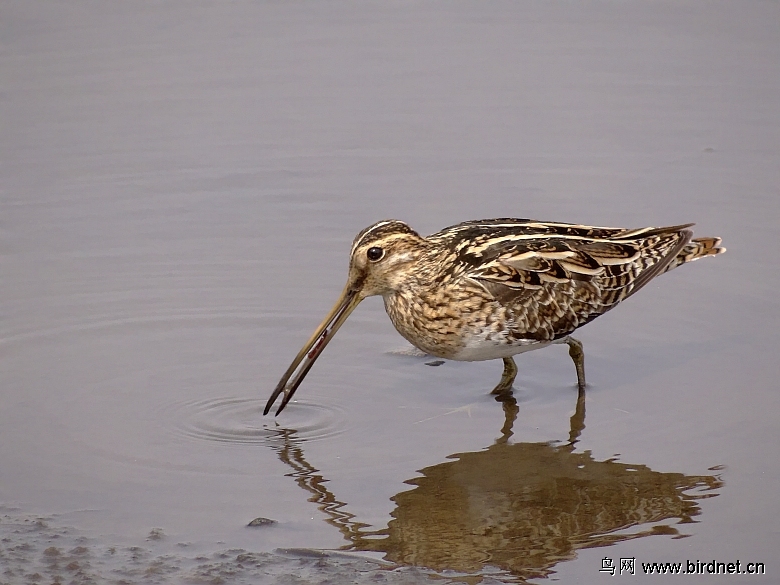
[{"left": 366, "top": 246, "right": 384, "bottom": 262}]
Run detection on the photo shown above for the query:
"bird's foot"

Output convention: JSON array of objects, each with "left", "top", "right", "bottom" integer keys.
[
  {"left": 565, "top": 336, "right": 586, "bottom": 391},
  {"left": 490, "top": 357, "right": 518, "bottom": 397}
]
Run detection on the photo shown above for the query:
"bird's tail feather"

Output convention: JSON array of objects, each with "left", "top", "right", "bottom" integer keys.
[{"left": 663, "top": 236, "right": 725, "bottom": 274}]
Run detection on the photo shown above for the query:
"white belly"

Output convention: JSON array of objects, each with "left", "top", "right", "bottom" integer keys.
[{"left": 451, "top": 336, "right": 551, "bottom": 362}]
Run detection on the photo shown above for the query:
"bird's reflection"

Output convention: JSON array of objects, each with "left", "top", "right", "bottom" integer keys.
[{"left": 265, "top": 390, "right": 722, "bottom": 582}]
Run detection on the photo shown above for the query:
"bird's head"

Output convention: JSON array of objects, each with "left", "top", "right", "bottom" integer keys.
[{"left": 345, "top": 219, "right": 428, "bottom": 297}]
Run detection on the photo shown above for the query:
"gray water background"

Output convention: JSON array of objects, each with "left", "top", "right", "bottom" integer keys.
[{"left": 1, "top": 2, "right": 778, "bottom": 583}]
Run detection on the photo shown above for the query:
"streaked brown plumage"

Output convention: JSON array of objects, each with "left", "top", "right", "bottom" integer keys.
[{"left": 265, "top": 218, "right": 725, "bottom": 415}]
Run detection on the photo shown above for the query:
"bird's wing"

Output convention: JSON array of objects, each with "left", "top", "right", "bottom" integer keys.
[{"left": 459, "top": 222, "right": 693, "bottom": 340}]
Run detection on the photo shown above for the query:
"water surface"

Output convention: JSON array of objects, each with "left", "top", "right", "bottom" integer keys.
[{"left": 2, "top": 2, "right": 778, "bottom": 583}]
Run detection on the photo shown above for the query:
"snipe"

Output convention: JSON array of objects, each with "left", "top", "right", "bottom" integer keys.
[{"left": 265, "top": 218, "right": 724, "bottom": 415}]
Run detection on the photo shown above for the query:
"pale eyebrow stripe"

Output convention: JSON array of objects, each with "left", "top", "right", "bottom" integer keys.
[
  {"left": 353, "top": 232, "right": 413, "bottom": 255},
  {"left": 351, "top": 220, "right": 399, "bottom": 254}
]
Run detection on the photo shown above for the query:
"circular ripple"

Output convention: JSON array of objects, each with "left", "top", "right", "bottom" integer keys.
[{"left": 168, "top": 397, "right": 349, "bottom": 445}]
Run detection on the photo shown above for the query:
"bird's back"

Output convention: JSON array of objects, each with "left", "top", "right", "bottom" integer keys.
[{"left": 424, "top": 219, "right": 725, "bottom": 348}]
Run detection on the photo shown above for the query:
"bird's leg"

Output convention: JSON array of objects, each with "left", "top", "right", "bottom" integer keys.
[
  {"left": 491, "top": 357, "right": 518, "bottom": 396},
  {"left": 565, "top": 336, "right": 586, "bottom": 391}
]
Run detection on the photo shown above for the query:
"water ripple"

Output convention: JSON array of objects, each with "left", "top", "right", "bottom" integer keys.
[{"left": 167, "top": 396, "right": 348, "bottom": 445}]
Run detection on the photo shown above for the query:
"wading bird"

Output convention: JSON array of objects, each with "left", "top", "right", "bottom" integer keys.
[{"left": 265, "top": 218, "right": 724, "bottom": 415}]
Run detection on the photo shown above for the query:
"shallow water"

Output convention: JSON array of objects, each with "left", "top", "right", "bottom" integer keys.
[{"left": 2, "top": 1, "right": 779, "bottom": 583}]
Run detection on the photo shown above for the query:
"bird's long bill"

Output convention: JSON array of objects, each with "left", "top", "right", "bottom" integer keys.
[{"left": 264, "top": 286, "right": 362, "bottom": 416}]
